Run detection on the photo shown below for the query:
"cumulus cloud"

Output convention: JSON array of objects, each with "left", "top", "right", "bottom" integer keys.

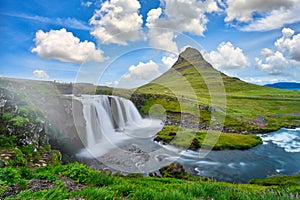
[
  {"left": 90, "top": 0, "right": 143, "bottom": 45},
  {"left": 148, "top": 29, "right": 179, "bottom": 53},
  {"left": 275, "top": 28, "right": 300, "bottom": 61},
  {"left": 31, "top": 28, "right": 107, "bottom": 63},
  {"left": 255, "top": 50, "right": 289, "bottom": 75},
  {"left": 224, "top": 0, "right": 300, "bottom": 31},
  {"left": 119, "top": 60, "right": 160, "bottom": 88},
  {"left": 205, "top": 42, "right": 250, "bottom": 69},
  {"left": 161, "top": 54, "right": 177, "bottom": 68},
  {"left": 122, "top": 60, "right": 160, "bottom": 81},
  {"left": 146, "top": 0, "right": 220, "bottom": 53},
  {"left": 33, "top": 70, "right": 49, "bottom": 79},
  {"left": 255, "top": 27, "right": 300, "bottom": 74}
]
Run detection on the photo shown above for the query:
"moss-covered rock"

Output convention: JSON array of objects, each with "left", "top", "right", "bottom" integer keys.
[{"left": 159, "top": 162, "right": 190, "bottom": 179}]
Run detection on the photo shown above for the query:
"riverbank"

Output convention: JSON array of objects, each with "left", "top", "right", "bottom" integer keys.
[{"left": 154, "top": 126, "right": 263, "bottom": 150}]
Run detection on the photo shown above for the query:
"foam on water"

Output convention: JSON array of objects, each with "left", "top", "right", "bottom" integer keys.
[
  {"left": 260, "top": 128, "right": 300, "bottom": 152},
  {"left": 196, "top": 161, "right": 220, "bottom": 165}
]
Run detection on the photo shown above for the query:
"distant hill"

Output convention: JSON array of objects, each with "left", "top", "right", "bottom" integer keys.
[{"left": 265, "top": 82, "right": 300, "bottom": 90}]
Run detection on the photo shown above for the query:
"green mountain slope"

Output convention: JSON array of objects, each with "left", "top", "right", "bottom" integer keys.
[{"left": 135, "top": 47, "right": 300, "bottom": 133}]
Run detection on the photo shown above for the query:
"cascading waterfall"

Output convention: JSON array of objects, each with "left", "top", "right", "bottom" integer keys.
[{"left": 77, "top": 95, "right": 148, "bottom": 149}]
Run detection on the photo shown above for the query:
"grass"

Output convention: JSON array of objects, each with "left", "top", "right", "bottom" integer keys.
[
  {"left": 155, "top": 126, "right": 263, "bottom": 150},
  {"left": 135, "top": 49, "right": 300, "bottom": 133},
  {"left": 250, "top": 174, "right": 300, "bottom": 194},
  {"left": 1, "top": 163, "right": 299, "bottom": 199}
]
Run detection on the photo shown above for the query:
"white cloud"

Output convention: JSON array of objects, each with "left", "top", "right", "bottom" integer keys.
[
  {"left": 33, "top": 70, "right": 49, "bottom": 79},
  {"left": 120, "top": 60, "right": 160, "bottom": 88},
  {"left": 224, "top": 0, "right": 300, "bottom": 31},
  {"left": 225, "top": 0, "right": 295, "bottom": 22},
  {"left": 161, "top": 54, "right": 177, "bottom": 68},
  {"left": 205, "top": 42, "right": 250, "bottom": 69},
  {"left": 146, "top": 7, "right": 162, "bottom": 26},
  {"left": 31, "top": 28, "right": 107, "bottom": 63},
  {"left": 146, "top": 0, "right": 220, "bottom": 53},
  {"left": 242, "top": 5, "right": 300, "bottom": 31},
  {"left": 90, "top": 0, "right": 143, "bottom": 45},
  {"left": 255, "top": 27, "right": 300, "bottom": 74},
  {"left": 255, "top": 50, "right": 289, "bottom": 75},
  {"left": 81, "top": 1, "right": 92, "bottom": 7},
  {"left": 148, "top": 29, "right": 179, "bottom": 53},
  {"left": 122, "top": 60, "right": 160, "bottom": 81},
  {"left": 275, "top": 28, "right": 300, "bottom": 61}
]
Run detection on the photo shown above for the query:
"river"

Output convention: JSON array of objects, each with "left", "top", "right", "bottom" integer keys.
[{"left": 74, "top": 95, "right": 300, "bottom": 183}]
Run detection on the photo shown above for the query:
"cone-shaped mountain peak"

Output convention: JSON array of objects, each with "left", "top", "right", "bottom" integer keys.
[
  {"left": 171, "top": 47, "right": 214, "bottom": 71},
  {"left": 178, "top": 47, "right": 203, "bottom": 61},
  {"left": 138, "top": 47, "right": 264, "bottom": 94}
]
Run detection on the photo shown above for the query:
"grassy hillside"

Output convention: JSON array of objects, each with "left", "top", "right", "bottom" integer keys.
[{"left": 135, "top": 47, "right": 300, "bottom": 133}]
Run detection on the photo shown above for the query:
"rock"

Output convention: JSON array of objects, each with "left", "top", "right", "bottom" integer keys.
[
  {"left": 27, "top": 179, "right": 56, "bottom": 192},
  {"left": 0, "top": 88, "right": 50, "bottom": 148},
  {"left": 0, "top": 99, "right": 7, "bottom": 107},
  {"left": 159, "top": 162, "right": 190, "bottom": 179},
  {"left": 0, "top": 184, "right": 22, "bottom": 198},
  {"left": 189, "top": 138, "right": 200, "bottom": 151},
  {"left": 0, "top": 158, "right": 6, "bottom": 168},
  {"left": 60, "top": 176, "right": 87, "bottom": 192}
]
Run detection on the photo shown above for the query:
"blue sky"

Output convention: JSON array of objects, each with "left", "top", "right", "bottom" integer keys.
[{"left": 1, "top": 0, "right": 300, "bottom": 88}]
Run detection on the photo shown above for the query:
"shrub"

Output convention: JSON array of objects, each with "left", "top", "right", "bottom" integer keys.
[
  {"left": 9, "top": 148, "right": 27, "bottom": 166},
  {"left": 19, "top": 108, "right": 28, "bottom": 117},
  {"left": 19, "top": 167, "right": 33, "bottom": 179},
  {"left": 1, "top": 112, "right": 12, "bottom": 121},
  {"left": 0, "top": 135, "right": 17, "bottom": 148},
  {"left": 0, "top": 167, "right": 21, "bottom": 184},
  {"left": 18, "top": 179, "right": 28, "bottom": 190},
  {"left": 10, "top": 116, "right": 29, "bottom": 127}
]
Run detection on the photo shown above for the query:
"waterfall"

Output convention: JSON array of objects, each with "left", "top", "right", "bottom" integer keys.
[
  {"left": 78, "top": 95, "right": 143, "bottom": 148},
  {"left": 74, "top": 95, "right": 163, "bottom": 159}
]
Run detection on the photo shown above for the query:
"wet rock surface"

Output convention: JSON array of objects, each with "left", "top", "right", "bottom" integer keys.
[{"left": 0, "top": 88, "right": 48, "bottom": 148}]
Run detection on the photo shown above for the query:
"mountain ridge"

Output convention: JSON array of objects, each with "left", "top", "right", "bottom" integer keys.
[{"left": 265, "top": 82, "right": 300, "bottom": 90}]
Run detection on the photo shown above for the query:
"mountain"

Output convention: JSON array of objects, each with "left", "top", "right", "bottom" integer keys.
[
  {"left": 135, "top": 47, "right": 300, "bottom": 132},
  {"left": 139, "top": 47, "right": 263, "bottom": 96},
  {"left": 265, "top": 82, "right": 300, "bottom": 90}
]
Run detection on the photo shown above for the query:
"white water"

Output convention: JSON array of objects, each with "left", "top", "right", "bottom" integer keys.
[
  {"left": 260, "top": 128, "right": 300, "bottom": 152},
  {"left": 75, "top": 95, "right": 163, "bottom": 157}
]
